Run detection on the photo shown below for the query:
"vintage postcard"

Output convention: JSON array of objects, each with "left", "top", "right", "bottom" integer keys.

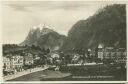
[
  {"left": 1, "top": 0, "right": 127, "bottom": 83},
  {"left": 2, "top": 83, "right": 127, "bottom": 84}
]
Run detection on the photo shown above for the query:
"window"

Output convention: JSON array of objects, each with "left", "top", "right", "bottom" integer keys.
[{"left": 18, "top": 60, "right": 20, "bottom": 63}]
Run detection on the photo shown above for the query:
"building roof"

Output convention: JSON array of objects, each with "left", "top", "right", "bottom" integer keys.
[
  {"left": 24, "top": 56, "right": 33, "bottom": 61},
  {"left": 98, "top": 44, "right": 104, "bottom": 48}
]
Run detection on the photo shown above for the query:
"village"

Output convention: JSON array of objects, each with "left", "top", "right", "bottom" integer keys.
[
  {"left": 3, "top": 43, "right": 126, "bottom": 81},
  {"left": 1, "top": 0, "right": 127, "bottom": 82}
]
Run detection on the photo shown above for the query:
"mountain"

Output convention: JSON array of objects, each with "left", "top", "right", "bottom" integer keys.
[
  {"left": 61, "top": 4, "right": 126, "bottom": 52},
  {"left": 21, "top": 25, "right": 66, "bottom": 50}
]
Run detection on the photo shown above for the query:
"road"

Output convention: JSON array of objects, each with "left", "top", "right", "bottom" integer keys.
[
  {"left": 4, "top": 66, "right": 48, "bottom": 81},
  {"left": 8, "top": 70, "right": 71, "bottom": 81}
]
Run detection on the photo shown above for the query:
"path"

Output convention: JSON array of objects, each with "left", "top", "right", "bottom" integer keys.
[{"left": 4, "top": 65, "right": 49, "bottom": 81}]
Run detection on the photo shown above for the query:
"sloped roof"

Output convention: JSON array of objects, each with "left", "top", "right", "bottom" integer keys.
[{"left": 98, "top": 44, "right": 104, "bottom": 48}]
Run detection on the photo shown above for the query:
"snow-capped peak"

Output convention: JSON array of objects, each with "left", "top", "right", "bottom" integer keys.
[{"left": 31, "top": 24, "right": 53, "bottom": 31}]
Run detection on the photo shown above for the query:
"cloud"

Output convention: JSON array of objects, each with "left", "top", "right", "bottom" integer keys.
[
  {"left": 7, "top": 4, "right": 32, "bottom": 12},
  {"left": 3, "top": 1, "right": 94, "bottom": 12}
]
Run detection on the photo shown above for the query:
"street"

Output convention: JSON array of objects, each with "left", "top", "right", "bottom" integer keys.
[
  {"left": 4, "top": 66, "right": 49, "bottom": 81},
  {"left": 9, "top": 69, "right": 71, "bottom": 81}
]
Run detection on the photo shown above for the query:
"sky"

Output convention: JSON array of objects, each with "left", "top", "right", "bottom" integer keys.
[{"left": 1, "top": 1, "right": 111, "bottom": 44}]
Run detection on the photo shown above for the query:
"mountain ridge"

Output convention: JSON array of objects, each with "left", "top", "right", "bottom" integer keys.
[
  {"left": 61, "top": 4, "right": 126, "bottom": 52},
  {"left": 21, "top": 25, "right": 66, "bottom": 50}
]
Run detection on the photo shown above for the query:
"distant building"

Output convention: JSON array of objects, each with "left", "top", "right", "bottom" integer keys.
[
  {"left": 3, "top": 57, "right": 12, "bottom": 72},
  {"left": 24, "top": 54, "right": 34, "bottom": 65},
  {"left": 104, "top": 47, "right": 114, "bottom": 59},
  {"left": 87, "top": 49, "right": 95, "bottom": 59},
  {"left": 97, "top": 45, "right": 127, "bottom": 63},
  {"left": 103, "top": 47, "right": 126, "bottom": 63},
  {"left": 72, "top": 54, "right": 80, "bottom": 64},
  {"left": 34, "top": 55, "right": 40, "bottom": 60},
  {"left": 115, "top": 48, "right": 126, "bottom": 63},
  {"left": 98, "top": 48, "right": 104, "bottom": 60},
  {"left": 51, "top": 52, "right": 60, "bottom": 58},
  {"left": 11, "top": 55, "right": 24, "bottom": 72},
  {"left": 97, "top": 44, "right": 126, "bottom": 63},
  {"left": 98, "top": 44, "right": 104, "bottom": 48},
  {"left": 73, "top": 54, "right": 80, "bottom": 61},
  {"left": 97, "top": 44, "right": 104, "bottom": 60}
]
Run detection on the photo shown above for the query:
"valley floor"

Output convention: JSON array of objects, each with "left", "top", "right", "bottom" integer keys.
[{"left": 7, "top": 64, "right": 126, "bottom": 81}]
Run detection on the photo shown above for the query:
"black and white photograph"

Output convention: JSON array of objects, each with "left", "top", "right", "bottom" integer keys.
[
  {"left": 2, "top": 83, "right": 127, "bottom": 84},
  {"left": 1, "top": 1, "right": 127, "bottom": 82}
]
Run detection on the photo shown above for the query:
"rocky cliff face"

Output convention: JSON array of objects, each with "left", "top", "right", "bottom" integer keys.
[
  {"left": 61, "top": 4, "right": 126, "bottom": 51},
  {"left": 21, "top": 25, "right": 66, "bottom": 50}
]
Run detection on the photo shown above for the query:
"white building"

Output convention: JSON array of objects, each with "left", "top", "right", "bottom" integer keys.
[
  {"left": 24, "top": 55, "right": 34, "bottom": 65},
  {"left": 11, "top": 55, "right": 24, "bottom": 72},
  {"left": 51, "top": 53, "right": 60, "bottom": 58},
  {"left": 97, "top": 44, "right": 104, "bottom": 59},
  {"left": 3, "top": 57, "right": 12, "bottom": 72}
]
